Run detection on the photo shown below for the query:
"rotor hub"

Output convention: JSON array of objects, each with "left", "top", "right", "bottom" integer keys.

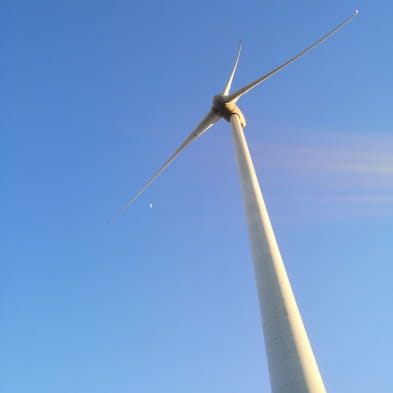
[{"left": 212, "top": 95, "right": 246, "bottom": 128}]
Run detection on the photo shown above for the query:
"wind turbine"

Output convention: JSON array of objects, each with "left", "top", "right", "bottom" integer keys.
[{"left": 112, "top": 10, "right": 358, "bottom": 393}]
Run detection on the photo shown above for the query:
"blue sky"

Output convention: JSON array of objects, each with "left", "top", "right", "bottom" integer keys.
[{"left": 2, "top": 1, "right": 393, "bottom": 392}]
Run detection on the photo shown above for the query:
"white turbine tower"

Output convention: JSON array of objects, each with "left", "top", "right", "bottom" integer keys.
[{"left": 112, "top": 10, "right": 358, "bottom": 393}]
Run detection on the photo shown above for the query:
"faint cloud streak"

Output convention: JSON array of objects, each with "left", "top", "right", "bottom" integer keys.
[{"left": 253, "top": 129, "right": 393, "bottom": 216}]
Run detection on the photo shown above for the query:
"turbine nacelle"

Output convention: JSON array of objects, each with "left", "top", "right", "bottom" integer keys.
[{"left": 212, "top": 94, "right": 246, "bottom": 127}]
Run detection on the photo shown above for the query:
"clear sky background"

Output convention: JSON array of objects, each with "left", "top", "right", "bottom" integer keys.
[{"left": 2, "top": 1, "right": 393, "bottom": 392}]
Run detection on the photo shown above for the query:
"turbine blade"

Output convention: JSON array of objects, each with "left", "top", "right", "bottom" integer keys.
[
  {"left": 227, "top": 9, "right": 359, "bottom": 103},
  {"left": 222, "top": 42, "right": 242, "bottom": 96},
  {"left": 109, "top": 110, "right": 221, "bottom": 221}
]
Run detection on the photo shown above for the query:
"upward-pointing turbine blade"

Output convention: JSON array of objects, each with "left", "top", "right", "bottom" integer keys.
[
  {"left": 226, "top": 9, "right": 359, "bottom": 103},
  {"left": 109, "top": 109, "right": 221, "bottom": 221},
  {"left": 222, "top": 42, "right": 242, "bottom": 96}
]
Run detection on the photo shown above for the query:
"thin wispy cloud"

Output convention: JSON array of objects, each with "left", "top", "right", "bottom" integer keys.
[{"left": 253, "top": 129, "right": 393, "bottom": 215}]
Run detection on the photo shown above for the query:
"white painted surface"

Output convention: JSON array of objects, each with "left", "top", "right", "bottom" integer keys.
[{"left": 230, "top": 114, "right": 326, "bottom": 393}]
